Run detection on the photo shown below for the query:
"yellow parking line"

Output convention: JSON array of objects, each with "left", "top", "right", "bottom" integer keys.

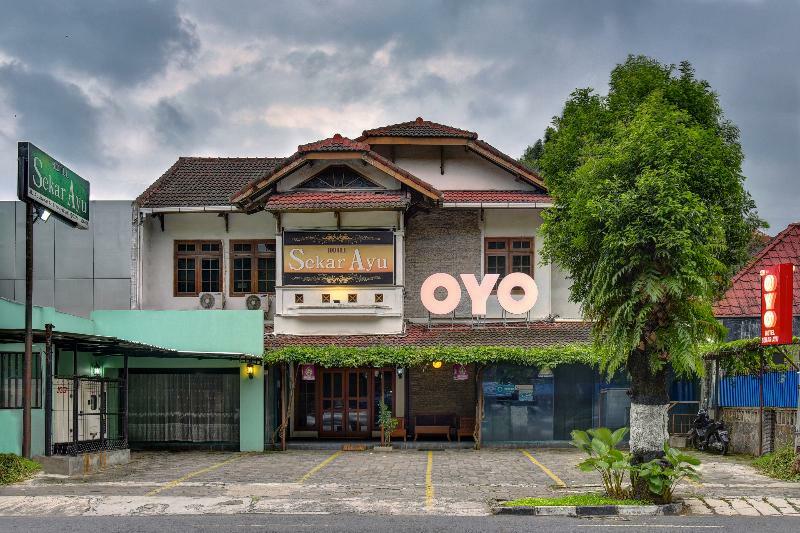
[
  {"left": 146, "top": 452, "right": 250, "bottom": 496},
  {"left": 297, "top": 450, "right": 342, "bottom": 483},
  {"left": 425, "top": 450, "right": 434, "bottom": 510},
  {"left": 520, "top": 449, "right": 567, "bottom": 488}
]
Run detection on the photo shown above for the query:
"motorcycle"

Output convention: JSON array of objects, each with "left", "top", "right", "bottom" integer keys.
[{"left": 687, "top": 409, "right": 730, "bottom": 455}]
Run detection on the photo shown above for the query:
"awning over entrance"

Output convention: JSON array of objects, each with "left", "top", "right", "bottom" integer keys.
[{"left": 0, "top": 329, "right": 261, "bottom": 363}]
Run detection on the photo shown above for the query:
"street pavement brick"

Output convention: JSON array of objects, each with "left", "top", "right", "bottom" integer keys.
[
  {"left": 764, "top": 497, "right": 798, "bottom": 516},
  {"left": 703, "top": 498, "right": 737, "bottom": 515},
  {"left": 684, "top": 498, "right": 712, "bottom": 515},
  {"left": 728, "top": 498, "right": 760, "bottom": 516},
  {"left": 745, "top": 497, "right": 780, "bottom": 515}
]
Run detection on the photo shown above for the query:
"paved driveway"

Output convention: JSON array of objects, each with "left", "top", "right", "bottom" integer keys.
[{"left": 0, "top": 448, "right": 798, "bottom": 516}]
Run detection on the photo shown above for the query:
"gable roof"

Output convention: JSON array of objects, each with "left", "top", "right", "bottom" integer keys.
[
  {"left": 358, "top": 116, "right": 478, "bottom": 140},
  {"left": 714, "top": 223, "right": 800, "bottom": 317},
  {"left": 136, "top": 157, "right": 284, "bottom": 208},
  {"left": 230, "top": 134, "right": 442, "bottom": 209}
]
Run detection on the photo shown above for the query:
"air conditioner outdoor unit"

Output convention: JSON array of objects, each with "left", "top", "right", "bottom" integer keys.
[
  {"left": 198, "top": 292, "right": 225, "bottom": 310},
  {"left": 245, "top": 294, "right": 270, "bottom": 312}
]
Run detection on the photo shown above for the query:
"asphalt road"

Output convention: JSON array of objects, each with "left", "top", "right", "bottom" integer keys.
[{"left": 0, "top": 514, "right": 798, "bottom": 532}]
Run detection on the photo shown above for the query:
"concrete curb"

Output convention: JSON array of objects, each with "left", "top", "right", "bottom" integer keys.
[{"left": 493, "top": 502, "right": 684, "bottom": 516}]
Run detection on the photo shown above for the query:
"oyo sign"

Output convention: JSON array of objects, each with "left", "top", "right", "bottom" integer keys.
[
  {"left": 420, "top": 273, "right": 538, "bottom": 316},
  {"left": 760, "top": 263, "right": 794, "bottom": 346}
]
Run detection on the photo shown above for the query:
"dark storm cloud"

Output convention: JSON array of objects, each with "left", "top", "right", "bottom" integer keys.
[
  {"left": 0, "top": 0, "right": 198, "bottom": 85},
  {"left": 0, "top": 0, "right": 796, "bottom": 230},
  {"left": 0, "top": 62, "right": 102, "bottom": 163}
]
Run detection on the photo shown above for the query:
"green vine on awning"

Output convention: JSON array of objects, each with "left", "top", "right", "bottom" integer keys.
[
  {"left": 698, "top": 337, "right": 800, "bottom": 375},
  {"left": 263, "top": 343, "right": 601, "bottom": 369}
]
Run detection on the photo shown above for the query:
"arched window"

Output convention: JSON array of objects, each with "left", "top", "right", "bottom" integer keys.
[{"left": 299, "top": 165, "right": 380, "bottom": 189}]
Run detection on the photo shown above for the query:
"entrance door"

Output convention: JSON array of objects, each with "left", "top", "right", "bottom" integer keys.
[{"left": 319, "top": 369, "right": 371, "bottom": 437}]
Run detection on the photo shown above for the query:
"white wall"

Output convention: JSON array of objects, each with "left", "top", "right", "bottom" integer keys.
[
  {"left": 139, "top": 211, "right": 276, "bottom": 311},
  {"left": 375, "top": 145, "right": 538, "bottom": 191}
]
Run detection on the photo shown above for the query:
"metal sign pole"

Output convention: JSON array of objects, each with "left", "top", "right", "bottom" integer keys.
[{"left": 22, "top": 201, "right": 33, "bottom": 459}]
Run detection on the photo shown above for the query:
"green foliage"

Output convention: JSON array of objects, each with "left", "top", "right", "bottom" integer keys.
[
  {"left": 536, "top": 55, "right": 762, "bottom": 379},
  {"left": 264, "top": 343, "right": 601, "bottom": 368},
  {"left": 571, "top": 427, "right": 631, "bottom": 498},
  {"left": 377, "top": 401, "right": 398, "bottom": 445},
  {"left": 0, "top": 454, "right": 40, "bottom": 485},
  {"left": 503, "top": 493, "right": 648, "bottom": 507},
  {"left": 635, "top": 443, "right": 701, "bottom": 503},
  {"left": 520, "top": 139, "right": 544, "bottom": 171},
  {"left": 698, "top": 337, "right": 799, "bottom": 375},
  {"left": 752, "top": 445, "right": 800, "bottom": 481}
]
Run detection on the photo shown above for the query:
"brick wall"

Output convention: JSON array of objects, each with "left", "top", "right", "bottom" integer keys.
[
  {"left": 408, "top": 364, "right": 476, "bottom": 421},
  {"left": 404, "top": 208, "right": 481, "bottom": 318}
]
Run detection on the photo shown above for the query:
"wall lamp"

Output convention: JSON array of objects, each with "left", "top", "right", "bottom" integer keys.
[
  {"left": 246, "top": 362, "right": 254, "bottom": 379},
  {"left": 91, "top": 362, "right": 101, "bottom": 377},
  {"left": 432, "top": 361, "right": 443, "bottom": 369}
]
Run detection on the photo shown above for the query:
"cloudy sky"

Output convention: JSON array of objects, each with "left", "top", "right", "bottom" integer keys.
[{"left": 0, "top": 0, "right": 797, "bottom": 231}]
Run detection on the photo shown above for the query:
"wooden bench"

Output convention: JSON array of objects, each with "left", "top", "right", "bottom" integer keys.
[
  {"left": 414, "top": 414, "right": 455, "bottom": 441},
  {"left": 457, "top": 416, "right": 475, "bottom": 442}
]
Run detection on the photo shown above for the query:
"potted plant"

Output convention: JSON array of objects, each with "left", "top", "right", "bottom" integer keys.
[{"left": 375, "top": 401, "right": 398, "bottom": 451}]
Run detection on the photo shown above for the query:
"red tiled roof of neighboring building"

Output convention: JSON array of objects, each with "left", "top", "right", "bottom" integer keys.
[
  {"left": 714, "top": 223, "right": 800, "bottom": 317},
  {"left": 442, "top": 190, "right": 552, "bottom": 204},
  {"left": 265, "top": 190, "right": 409, "bottom": 211},
  {"left": 358, "top": 117, "right": 478, "bottom": 140},
  {"left": 264, "top": 321, "right": 592, "bottom": 349},
  {"left": 136, "top": 157, "right": 285, "bottom": 208}
]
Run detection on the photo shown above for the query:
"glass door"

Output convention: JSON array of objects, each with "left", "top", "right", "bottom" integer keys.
[
  {"left": 347, "top": 369, "right": 370, "bottom": 436},
  {"left": 320, "top": 370, "right": 345, "bottom": 435}
]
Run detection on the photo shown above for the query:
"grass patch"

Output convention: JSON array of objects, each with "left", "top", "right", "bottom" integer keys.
[
  {"left": 752, "top": 445, "right": 800, "bottom": 482},
  {"left": 0, "top": 454, "right": 41, "bottom": 485},
  {"left": 502, "top": 493, "right": 649, "bottom": 507}
]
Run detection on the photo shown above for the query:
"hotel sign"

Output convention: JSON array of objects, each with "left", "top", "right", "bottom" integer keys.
[
  {"left": 17, "top": 142, "right": 90, "bottom": 229},
  {"left": 760, "top": 263, "right": 794, "bottom": 346},
  {"left": 282, "top": 230, "right": 394, "bottom": 285}
]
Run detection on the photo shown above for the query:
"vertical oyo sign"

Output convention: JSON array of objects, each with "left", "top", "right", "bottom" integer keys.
[{"left": 760, "top": 263, "right": 794, "bottom": 346}]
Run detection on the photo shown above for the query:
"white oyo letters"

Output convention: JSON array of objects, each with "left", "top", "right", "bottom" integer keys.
[
  {"left": 419, "top": 273, "right": 462, "bottom": 315},
  {"left": 420, "top": 272, "right": 539, "bottom": 315},
  {"left": 496, "top": 272, "right": 539, "bottom": 315},
  {"left": 460, "top": 274, "right": 499, "bottom": 315}
]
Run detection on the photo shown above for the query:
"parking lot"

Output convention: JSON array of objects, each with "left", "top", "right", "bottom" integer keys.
[{"left": 0, "top": 448, "right": 798, "bottom": 516}]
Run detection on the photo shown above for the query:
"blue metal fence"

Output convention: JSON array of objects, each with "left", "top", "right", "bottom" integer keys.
[{"left": 719, "top": 371, "right": 799, "bottom": 407}]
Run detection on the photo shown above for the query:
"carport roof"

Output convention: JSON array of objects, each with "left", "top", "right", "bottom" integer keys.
[{"left": 0, "top": 328, "right": 261, "bottom": 363}]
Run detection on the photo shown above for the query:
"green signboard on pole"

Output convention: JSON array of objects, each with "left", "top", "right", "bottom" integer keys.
[{"left": 17, "top": 142, "right": 90, "bottom": 229}]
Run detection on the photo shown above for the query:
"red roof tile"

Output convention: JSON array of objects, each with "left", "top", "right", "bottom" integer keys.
[
  {"left": 298, "top": 133, "right": 371, "bottom": 153},
  {"left": 265, "top": 190, "right": 409, "bottom": 211},
  {"left": 359, "top": 117, "right": 478, "bottom": 140},
  {"left": 136, "top": 157, "right": 284, "bottom": 208},
  {"left": 442, "top": 190, "right": 552, "bottom": 204},
  {"left": 264, "top": 321, "right": 592, "bottom": 349},
  {"left": 714, "top": 223, "right": 800, "bottom": 317}
]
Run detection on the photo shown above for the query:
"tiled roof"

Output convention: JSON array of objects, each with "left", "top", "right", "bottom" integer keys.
[
  {"left": 265, "top": 190, "right": 409, "bottom": 211},
  {"left": 136, "top": 157, "right": 284, "bottom": 208},
  {"left": 359, "top": 117, "right": 478, "bottom": 140},
  {"left": 714, "top": 223, "right": 800, "bottom": 317},
  {"left": 467, "top": 139, "right": 545, "bottom": 189},
  {"left": 298, "top": 133, "right": 371, "bottom": 153},
  {"left": 442, "top": 190, "right": 552, "bottom": 204},
  {"left": 264, "top": 321, "right": 592, "bottom": 349}
]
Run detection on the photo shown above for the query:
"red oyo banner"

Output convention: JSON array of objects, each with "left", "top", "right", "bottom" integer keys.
[{"left": 760, "top": 263, "right": 794, "bottom": 346}]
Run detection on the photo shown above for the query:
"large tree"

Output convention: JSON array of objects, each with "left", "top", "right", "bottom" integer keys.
[{"left": 536, "top": 56, "right": 761, "bottom": 495}]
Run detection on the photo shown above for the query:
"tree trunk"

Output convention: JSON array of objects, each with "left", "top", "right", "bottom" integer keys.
[{"left": 627, "top": 346, "right": 670, "bottom": 502}]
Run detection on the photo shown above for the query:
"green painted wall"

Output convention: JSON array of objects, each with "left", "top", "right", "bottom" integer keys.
[
  {"left": 0, "top": 349, "right": 45, "bottom": 456},
  {"left": 91, "top": 309, "right": 263, "bottom": 355},
  {"left": 0, "top": 301, "right": 266, "bottom": 453}
]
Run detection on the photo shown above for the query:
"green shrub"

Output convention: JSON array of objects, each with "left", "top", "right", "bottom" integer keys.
[
  {"left": 571, "top": 427, "right": 631, "bottom": 499},
  {"left": 752, "top": 445, "right": 800, "bottom": 482},
  {"left": 503, "top": 493, "right": 648, "bottom": 507},
  {"left": 0, "top": 454, "right": 41, "bottom": 484},
  {"left": 635, "top": 444, "right": 701, "bottom": 503},
  {"left": 377, "top": 401, "right": 398, "bottom": 445}
]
